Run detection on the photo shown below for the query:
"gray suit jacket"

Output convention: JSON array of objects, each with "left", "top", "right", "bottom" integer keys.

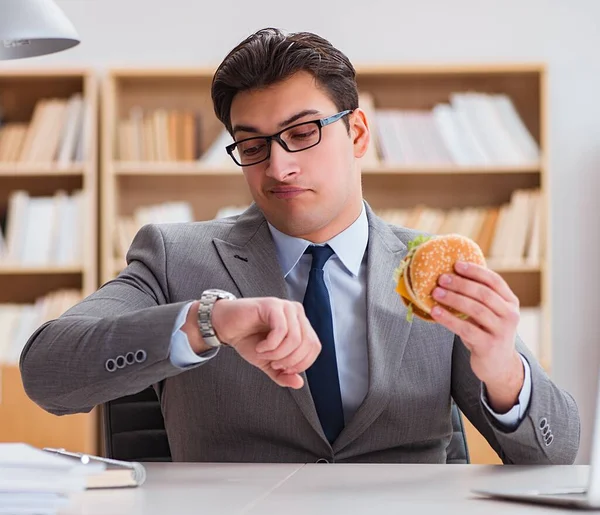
[{"left": 20, "top": 203, "right": 580, "bottom": 464}]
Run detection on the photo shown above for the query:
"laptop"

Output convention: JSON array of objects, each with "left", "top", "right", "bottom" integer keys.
[{"left": 472, "top": 372, "right": 600, "bottom": 509}]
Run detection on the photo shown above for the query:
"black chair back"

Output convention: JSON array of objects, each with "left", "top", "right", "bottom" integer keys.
[
  {"left": 102, "top": 387, "right": 171, "bottom": 461},
  {"left": 447, "top": 401, "right": 470, "bottom": 464}
]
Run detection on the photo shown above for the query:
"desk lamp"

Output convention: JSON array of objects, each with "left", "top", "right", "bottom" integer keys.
[{"left": 0, "top": 0, "right": 79, "bottom": 60}]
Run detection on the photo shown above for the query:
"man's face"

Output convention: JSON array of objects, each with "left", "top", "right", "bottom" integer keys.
[{"left": 229, "top": 71, "right": 370, "bottom": 242}]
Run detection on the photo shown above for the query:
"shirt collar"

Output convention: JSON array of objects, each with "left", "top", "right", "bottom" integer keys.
[{"left": 267, "top": 201, "right": 368, "bottom": 278}]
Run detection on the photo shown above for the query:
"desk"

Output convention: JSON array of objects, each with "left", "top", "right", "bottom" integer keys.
[{"left": 62, "top": 463, "right": 591, "bottom": 514}]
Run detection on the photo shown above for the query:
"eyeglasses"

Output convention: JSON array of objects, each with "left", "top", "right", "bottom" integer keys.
[{"left": 225, "top": 110, "right": 353, "bottom": 167}]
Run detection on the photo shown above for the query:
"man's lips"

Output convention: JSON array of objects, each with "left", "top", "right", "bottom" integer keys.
[{"left": 269, "top": 187, "right": 308, "bottom": 199}]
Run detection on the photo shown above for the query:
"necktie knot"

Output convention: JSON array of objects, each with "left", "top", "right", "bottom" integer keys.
[{"left": 305, "top": 244, "right": 334, "bottom": 271}]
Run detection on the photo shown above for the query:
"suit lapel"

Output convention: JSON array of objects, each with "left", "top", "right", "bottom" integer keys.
[
  {"left": 213, "top": 205, "right": 288, "bottom": 301},
  {"left": 212, "top": 204, "right": 327, "bottom": 442},
  {"left": 333, "top": 207, "right": 414, "bottom": 453}
]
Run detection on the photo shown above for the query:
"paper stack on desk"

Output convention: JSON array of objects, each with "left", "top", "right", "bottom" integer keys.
[{"left": 0, "top": 443, "right": 105, "bottom": 515}]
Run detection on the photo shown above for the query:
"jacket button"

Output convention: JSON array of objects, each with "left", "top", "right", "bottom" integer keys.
[
  {"left": 315, "top": 458, "right": 330, "bottom": 463},
  {"left": 125, "top": 352, "right": 135, "bottom": 365},
  {"left": 135, "top": 350, "right": 147, "bottom": 363},
  {"left": 115, "top": 355, "right": 126, "bottom": 368},
  {"left": 105, "top": 358, "right": 116, "bottom": 372},
  {"left": 539, "top": 417, "right": 548, "bottom": 430}
]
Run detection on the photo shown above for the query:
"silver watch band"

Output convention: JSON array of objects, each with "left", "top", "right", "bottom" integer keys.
[{"left": 197, "top": 289, "right": 237, "bottom": 348}]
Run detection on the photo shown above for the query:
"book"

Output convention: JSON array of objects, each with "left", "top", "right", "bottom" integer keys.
[{"left": 43, "top": 447, "right": 147, "bottom": 489}]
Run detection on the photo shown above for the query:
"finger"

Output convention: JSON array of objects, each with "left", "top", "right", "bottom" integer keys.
[
  {"left": 295, "top": 305, "right": 322, "bottom": 367},
  {"left": 282, "top": 347, "right": 320, "bottom": 376},
  {"left": 431, "top": 304, "right": 488, "bottom": 348},
  {"left": 273, "top": 310, "right": 321, "bottom": 373},
  {"left": 267, "top": 368, "right": 304, "bottom": 389},
  {"left": 454, "top": 262, "right": 519, "bottom": 305},
  {"left": 258, "top": 302, "right": 303, "bottom": 360},
  {"left": 432, "top": 287, "right": 501, "bottom": 334},
  {"left": 438, "top": 273, "right": 513, "bottom": 319},
  {"left": 255, "top": 303, "right": 288, "bottom": 353},
  {"left": 272, "top": 344, "right": 311, "bottom": 373}
]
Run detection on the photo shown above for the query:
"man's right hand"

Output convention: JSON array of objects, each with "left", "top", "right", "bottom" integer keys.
[{"left": 182, "top": 297, "right": 321, "bottom": 389}]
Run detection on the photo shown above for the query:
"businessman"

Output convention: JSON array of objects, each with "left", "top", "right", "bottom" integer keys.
[{"left": 20, "top": 27, "right": 580, "bottom": 464}]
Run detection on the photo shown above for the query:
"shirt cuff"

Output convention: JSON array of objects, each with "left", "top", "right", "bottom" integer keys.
[
  {"left": 169, "top": 301, "right": 220, "bottom": 368},
  {"left": 480, "top": 354, "right": 532, "bottom": 429}
]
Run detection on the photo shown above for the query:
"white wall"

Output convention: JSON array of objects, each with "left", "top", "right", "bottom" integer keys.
[{"left": 7, "top": 0, "right": 600, "bottom": 463}]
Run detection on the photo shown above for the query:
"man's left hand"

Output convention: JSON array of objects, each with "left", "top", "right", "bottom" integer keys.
[{"left": 430, "top": 260, "right": 524, "bottom": 413}]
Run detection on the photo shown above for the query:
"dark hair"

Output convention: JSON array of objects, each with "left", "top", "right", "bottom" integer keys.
[{"left": 211, "top": 28, "right": 358, "bottom": 135}]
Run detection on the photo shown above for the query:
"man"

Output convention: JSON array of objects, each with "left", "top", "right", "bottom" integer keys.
[{"left": 20, "top": 27, "right": 579, "bottom": 464}]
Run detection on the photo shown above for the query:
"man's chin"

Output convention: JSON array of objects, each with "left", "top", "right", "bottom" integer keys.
[{"left": 265, "top": 213, "right": 321, "bottom": 239}]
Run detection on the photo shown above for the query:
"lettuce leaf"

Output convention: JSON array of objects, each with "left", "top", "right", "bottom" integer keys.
[
  {"left": 407, "top": 234, "right": 433, "bottom": 252},
  {"left": 406, "top": 303, "right": 414, "bottom": 322},
  {"left": 394, "top": 234, "right": 433, "bottom": 284}
]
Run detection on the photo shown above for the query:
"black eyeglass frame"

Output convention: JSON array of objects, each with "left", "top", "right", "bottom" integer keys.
[{"left": 225, "top": 109, "right": 353, "bottom": 167}]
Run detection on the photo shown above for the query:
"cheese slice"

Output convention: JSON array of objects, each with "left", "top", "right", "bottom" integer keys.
[
  {"left": 396, "top": 266, "right": 433, "bottom": 321},
  {"left": 395, "top": 269, "right": 411, "bottom": 300}
]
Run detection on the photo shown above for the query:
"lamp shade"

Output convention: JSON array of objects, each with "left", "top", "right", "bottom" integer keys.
[{"left": 0, "top": 0, "right": 80, "bottom": 60}]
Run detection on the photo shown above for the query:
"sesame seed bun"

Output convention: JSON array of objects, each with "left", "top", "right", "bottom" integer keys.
[{"left": 395, "top": 233, "right": 486, "bottom": 322}]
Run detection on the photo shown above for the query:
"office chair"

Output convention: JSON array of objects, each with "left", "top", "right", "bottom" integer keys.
[
  {"left": 102, "top": 386, "right": 172, "bottom": 461},
  {"left": 448, "top": 401, "right": 470, "bottom": 464},
  {"left": 103, "top": 388, "right": 469, "bottom": 464}
]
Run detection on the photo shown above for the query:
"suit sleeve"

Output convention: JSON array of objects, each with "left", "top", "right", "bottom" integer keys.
[
  {"left": 19, "top": 223, "right": 208, "bottom": 416},
  {"left": 451, "top": 334, "right": 580, "bottom": 464}
]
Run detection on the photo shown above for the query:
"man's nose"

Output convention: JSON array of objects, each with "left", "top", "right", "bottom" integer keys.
[{"left": 265, "top": 139, "right": 299, "bottom": 181}]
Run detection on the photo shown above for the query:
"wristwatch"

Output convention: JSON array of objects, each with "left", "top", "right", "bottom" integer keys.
[{"left": 197, "top": 288, "right": 237, "bottom": 348}]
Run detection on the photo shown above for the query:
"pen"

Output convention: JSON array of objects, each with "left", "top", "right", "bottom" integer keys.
[{"left": 43, "top": 447, "right": 136, "bottom": 469}]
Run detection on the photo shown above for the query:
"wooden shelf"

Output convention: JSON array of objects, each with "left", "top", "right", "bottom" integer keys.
[
  {"left": 354, "top": 63, "right": 546, "bottom": 76},
  {"left": 0, "top": 68, "right": 94, "bottom": 78},
  {"left": 0, "top": 68, "right": 99, "bottom": 454},
  {"left": 364, "top": 175, "right": 541, "bottom": 211},
  {"left": 114, "top": 161, "right": 240, "bottom": 176},
  {"left": 0, "top": 163, "right": 85, "bottom": 176},
  {"left": 362, "top": 164, "right": 541, "bottom": 175},
  {"left": 0, "top": 265, "right": 83, "bottom": 275},
  {"left": 487, "top": 262, "right": 542, "bottom": 273}
]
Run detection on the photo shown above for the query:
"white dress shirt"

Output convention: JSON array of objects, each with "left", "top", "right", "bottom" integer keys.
[{"left": 169, "top": 201, "right": 532, "bottom": 428}]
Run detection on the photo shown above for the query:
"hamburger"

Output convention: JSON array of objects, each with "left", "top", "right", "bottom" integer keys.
[{"left": 393, "top": 233, "right": 487, "bottom": 322}]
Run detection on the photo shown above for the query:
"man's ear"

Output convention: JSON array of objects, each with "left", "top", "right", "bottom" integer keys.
[{"left": 350, "top": 108, "right": 371, "bottom": 159}]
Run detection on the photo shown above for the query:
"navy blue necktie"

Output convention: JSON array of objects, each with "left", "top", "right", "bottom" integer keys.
[{"left": 303, "top": 244, "right": 344, "bottom": 443}]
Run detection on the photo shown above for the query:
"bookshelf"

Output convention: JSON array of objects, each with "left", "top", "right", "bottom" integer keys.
[
  {"left": 102, "top": 65, "right": 549, "bottom": 465},
  {"left": 0, "top": 69, "right": 99, "bottom": 454}
]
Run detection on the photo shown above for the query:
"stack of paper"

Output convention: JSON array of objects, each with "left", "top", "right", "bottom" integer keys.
[{"left": 0, "top": 443, "right": 105, "bottom": 515}]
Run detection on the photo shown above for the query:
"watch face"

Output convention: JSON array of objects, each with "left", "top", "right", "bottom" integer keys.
[{"left": 206, "top": 289, "right": 235, "bottom": 300}]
